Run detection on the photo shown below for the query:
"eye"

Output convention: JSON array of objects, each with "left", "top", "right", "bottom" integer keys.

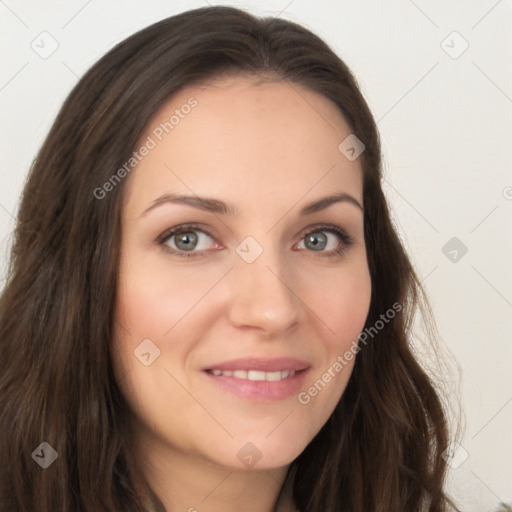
[
  {"left": 157, "top": 223, "right": 219, "bottom": 258},
  {"left": 296, "top": 225, "right": 354, "bottom": 257},
  {"left": 156, "top": 223, "right": 354, "bottom": 259}
]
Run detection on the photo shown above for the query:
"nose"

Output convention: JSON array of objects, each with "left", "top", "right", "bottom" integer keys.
[{"left": 226, "top": 245, "right": 303, "bottom": 338}]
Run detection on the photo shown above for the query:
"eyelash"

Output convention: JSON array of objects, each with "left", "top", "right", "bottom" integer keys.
[{"left": 156, "top": 223, "right": 354, "bottom": 259}]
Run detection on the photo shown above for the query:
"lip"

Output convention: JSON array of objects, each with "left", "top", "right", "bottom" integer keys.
[{"left": 202, "top": 357, "right": 311, "bottom": 402}]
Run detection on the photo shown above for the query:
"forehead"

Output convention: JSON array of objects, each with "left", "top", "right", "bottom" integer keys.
[{"left": 124, "top": 75, "right": 363, "bottom": 214}]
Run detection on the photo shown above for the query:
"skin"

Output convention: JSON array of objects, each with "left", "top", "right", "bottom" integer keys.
[{"left": 111, "top": 75, "right": 372, "bottom": 512}]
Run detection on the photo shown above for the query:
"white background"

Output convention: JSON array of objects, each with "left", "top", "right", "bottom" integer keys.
[{"left": 1, "top": 1, "right": 511, "bottom": 510}]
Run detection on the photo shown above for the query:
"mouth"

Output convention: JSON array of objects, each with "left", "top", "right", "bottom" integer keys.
[{"left": 202, "top": 358, "right": 311, "bottom": 401}]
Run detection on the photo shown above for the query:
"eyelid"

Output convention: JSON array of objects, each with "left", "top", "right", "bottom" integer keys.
[
  {"left": 156, "top": 223, "right": 217, "bottom": 245},
  {"left": 299, "top": 223, "right": 352, "bottom": 242}
]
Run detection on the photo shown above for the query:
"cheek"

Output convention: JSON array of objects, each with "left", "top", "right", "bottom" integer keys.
[
  {"left": 306, "top": 259, "right": 372, "bottom": 347},
  {"left": 111, "top": 261, "right": 205, "bottom": 448},
  {"left": 115, "top": 256, "right": 221, "bottom": 340},
  {"left": 111, "top": 256, "right": 197, "bottom": 391},
  {"left": 296, "top": 270, "right": 371, "bottom": 435},
  {"left": 296, "top": 258, "right": 371, "bottom": 412},
  {"left": 111, "top": 256, "right": 231, "bottom": 405},
  {"left": 329, "top": 279, "right": 371, "bottom": 344}
]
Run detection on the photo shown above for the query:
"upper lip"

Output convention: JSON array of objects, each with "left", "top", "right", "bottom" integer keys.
[{"left": 203, "top": 357, "right": 311, "bottom": 372}]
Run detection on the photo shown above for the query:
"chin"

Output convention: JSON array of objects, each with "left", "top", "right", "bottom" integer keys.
[{"left": 210, "top": 431, "right": 311, "bottom": 471}]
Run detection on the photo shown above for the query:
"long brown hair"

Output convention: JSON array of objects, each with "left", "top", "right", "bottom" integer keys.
[{"left": 0, "top": 6, "right": 462, "bottom": 511}]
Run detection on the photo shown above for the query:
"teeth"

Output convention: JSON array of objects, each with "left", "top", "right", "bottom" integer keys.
[
  {"left": 209, "top": 369, "right": 297, "bottom": 381},
  {"left": 265, "top": 371, "right": 282, "bottom": 381},
  {"left": 248, "top": 370, "right": 265, "bottom": 381}
]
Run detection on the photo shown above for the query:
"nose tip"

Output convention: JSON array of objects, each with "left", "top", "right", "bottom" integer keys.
[{"left": 227, "top": 255, "right": 302, "bottom": 337}]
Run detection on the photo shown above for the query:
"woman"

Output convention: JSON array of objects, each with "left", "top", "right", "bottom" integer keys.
[{"left": 0, "top": 5, "right": 462, "bottom": 511}]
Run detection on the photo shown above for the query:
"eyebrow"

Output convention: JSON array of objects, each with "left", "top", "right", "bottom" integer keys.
[{"left": 139, "top": 191, "right": 363, "bottom": 218}]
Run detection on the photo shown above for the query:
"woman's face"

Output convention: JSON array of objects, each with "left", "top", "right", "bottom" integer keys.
[{"left": 112, "top": 75, "right": 371, "bottom": 471}]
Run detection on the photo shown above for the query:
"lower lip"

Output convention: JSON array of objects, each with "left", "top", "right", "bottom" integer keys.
[{"left": 202, "top": 369, "right": 310, "bottom": 402}]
